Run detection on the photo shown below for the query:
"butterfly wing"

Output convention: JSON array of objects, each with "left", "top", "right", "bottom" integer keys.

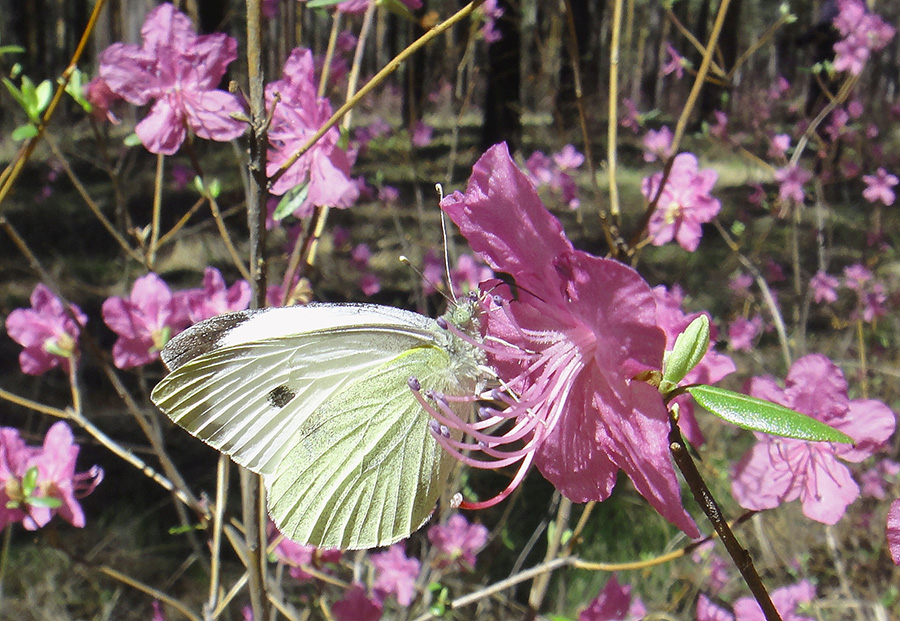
[
  {"left": 151, "top": 304, "right": 440, "bottom": 475},
  {"left": 266, "top": 344, "right": 461, "bottom": 549}
]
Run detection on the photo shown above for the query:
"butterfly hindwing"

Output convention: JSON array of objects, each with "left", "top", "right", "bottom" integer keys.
[{"left": 266, "top": 344, "right": 459, "bottom": 549}]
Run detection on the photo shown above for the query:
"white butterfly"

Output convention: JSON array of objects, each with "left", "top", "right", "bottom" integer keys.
[{"left": 151, "top": 302, "right": 485, "bottom": 549}]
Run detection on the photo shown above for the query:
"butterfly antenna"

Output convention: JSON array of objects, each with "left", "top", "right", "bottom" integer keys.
[
  {"left": 436, "top": 183, "right": 456, "bottom": 302},
  {"left": 399, "top": 256, "right": 453, "bottom": 305}
]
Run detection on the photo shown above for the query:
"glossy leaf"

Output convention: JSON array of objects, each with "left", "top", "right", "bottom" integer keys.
[{"left": 688, "top": 384, "right": 854, "bottom": 443}]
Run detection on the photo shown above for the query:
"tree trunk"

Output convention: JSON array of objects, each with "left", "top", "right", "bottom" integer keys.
[{"left": 481, "top": 0, "right": 521, "bottom": 154}]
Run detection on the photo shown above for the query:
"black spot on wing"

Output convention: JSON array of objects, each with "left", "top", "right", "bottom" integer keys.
[
  {"left": 268, "top": 385, "right": 296, "bottom": 409},
  {"left": 161, "top": 311, "right": 255, "bottom": 371}
]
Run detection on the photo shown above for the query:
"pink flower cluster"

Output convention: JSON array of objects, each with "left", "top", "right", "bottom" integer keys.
[
  {"left": 1, "top": 422, "right": 102, "bottom": 531},
  {"left": 266, "top": 48, "right": 359, "bottom": 217},
  {"left": 642, "top": 152, "right": 721, "bottom": 252},
  {"left": 697, "top": 580, "right": 816, "bottom": 621},
  {"left": 731, "top": 355, "right": 895, "bottom": 525},
  {"left": 97, "top": 3, "right": 245, "bottom": 154},
  {"left": 524, "top": 144, "right": 584, "bottom": 210},
  {"left": 6, "top": 284, "right": 86, "bottom": 376},
  {"left": 579, "top": 575, "right": 647, "bottom": 621},
  {"left": 99, "top": 269, "right": 249, "bottom": 370},
  {"left": 832, "top": 0, "right": 895, "bottom": 76}
]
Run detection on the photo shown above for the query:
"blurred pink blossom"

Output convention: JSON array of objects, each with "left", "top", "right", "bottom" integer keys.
[
  {"left": 731, "top": 354, "right": 895, "bottom": 524},
  {"left": 809, "top": 271, "right": 839, "bottom": 304},
  {"left": 620, "top": 98, "right": 642, "bottom": 133},
  {"left": 332, "top": 584, "right": 382, "bottom": 621},
  {"left": 859, "top": 459, "right": 900, "bottom": 499},
  {"left": 768, "top": 134, "right": 790, "bottom": 159},
  {"left": 98, "top": 3, "right": 245, "bottom": 154},
  {"left": 0, "top": 422, "right": 102, "bottom": 531},
  {"left": 359, "top": 273, "right": 381, "bottom": 297},
  {"left": 270, "top": 522, "right": 341, "bottom": 581},
  {"left": 774, "top": 164, "right": 812, "bottom": 206},
  {"left": 371, "top": 543, "right": 420, "bottom": 606},
  {"left": 183, "top": 267, "right": 251, "bottom": 323},
  {"left": 662, "top": 42, "right": 686, "bottom": 79},
  {"left": 862, "top": 168, "right": 898, "bottom": 206},
  {"left": 642, "top": 152, "right": 721, "bottom": 252},
  {"left": 642, "top": 126, "right": 673, "bottom": 162},
  {"left": 727, "top": 315, "right": 762, "bottom": 351},
  {"left": 411, "top": 120, "right": 433, "bottom": 147},
  {"left": 84, "top": 76, "right": 120, "bottom": 124},
  {"left": 102, "top": 273, "right": 191, "bottom": 368},
  {"left": 6, "top": 284, "right": 87, "bottom": 375},
  {"left": 427, "top": 513, "right": 488, "bottom": 569},
  {"left": 833, "top": 0, "right": 895, "bottom": 75},
  {"left": 733, "top": 580, "right": 816, "bottom": 620},
  {"left": 579, "top": 575, "right": 647, "bottom": 621}
]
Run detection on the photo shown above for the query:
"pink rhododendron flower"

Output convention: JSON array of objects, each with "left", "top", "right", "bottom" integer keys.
[
  {"left": 731, "top": 354, "right": 895, "bottom": 524},
  {"left": 727, "top": 315, "right": 762, "bottom": 352},
  {"left": 423, "top": 251, "right": 495, "bottom": 297},
  {"left": 862, "top": 168, "right": 898, "bottom": 206},
  {"left": 729, "top": 273, "right": 754, "bottom": 296},
  {"left": 266, "top": 48, "right": 358, "bottom": 215},
  {"left": 832, "top": 0, "right": 895, "bottom": 76},
  {"left": 642, "top": 152, "right": 721, "bottom": 251},
  {"left": 359, "top": 273, "right": 381, "bottom": 297},
  {"left": 270, "top": 523, "right": 341, "bottom": 581},
  {"left": 411, "top": 120, "right": 433, "bottom": 147},
  {"left": 768, "top": 134, "right": 790, "bottom": 159},
  {"left": 662, "top": 42, "right": 687, "bottom": 79},
  {"left": 620, "top": 98, "right": 642, "bottom": 133},
  {"left": 436, "top": 143, "right": 699, "bottom": 537},
  {"left": 427, "top": 514, "right": 488, "bottom": 569},
  {"left": 479, "top": 0, "right": 504, "bottom": 43},
  {"left": 6, "top": 283, "right": 87, "bottom": 375},
  {"left": 653, "top": 285, "right": 736, "bottom": 446},
  {"left": 183, "top": 267, "right": 251, "bottom": 323},
  {"left": 843, "top": 264, "right": 887, "bottom": 322},
  {"left": 709, "top": 111, "right": 729, "bottom": 140},
  {"left": 859, "top": 459, "right": 900, "bottom": 499},
  {"left": 774, "top": 164, "right": 812, "bottom": 206},
  {"left": 887, "top": 499, "right": 900, "bottom": 564},
  {"left": 579, "top": 575, "right": 647, "bottom": 621},
  {"left": 696, "top": 593, "right": 734, "bottom": 621},
  {"left": 370, "top": 543, "right": 420, "bottom": 606},
  {"left": 332, "top": 584, "right": 382, "bottom": 621},
  {"left": 84, "top": 76, "right": 121, "bottom": 124},
  {"left": 809, "top": 271, "right": 839, "bottom": 304},
  {"left": 642, "top": 126, "right": 673, "bottom": 162},
  {"left": 102, "top": 273, "right": 191, "bottom": 369},
  {"left": 732, "top": 580, "right": 816, "bottom": 621},
  {"left": 553, "top": 144, "right": 585, "bottom": 170},
  {"left": 98, "top": 3, "right": 245, "bottom": 154},
  {"left": 0, "top": 422, "right": 102, "bottom": 531},
  {"left": 316, "top": 0, "right": 421, "bottom": 14}
]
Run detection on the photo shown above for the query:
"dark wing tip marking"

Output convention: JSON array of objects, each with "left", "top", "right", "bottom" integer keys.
[
  {"left": 161, "top": 312, "right": 255, "bottom": 371},
  {"left": 267, "top": 385, "right": 296, "bottom": 409}
]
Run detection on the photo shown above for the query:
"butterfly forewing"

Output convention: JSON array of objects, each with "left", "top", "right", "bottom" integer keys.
[
  {"left": 152, "top": 318, "right": 439, "bottom": 475},
  {"left": 266, "top": 344, "right": 465, "bottom": 549}
]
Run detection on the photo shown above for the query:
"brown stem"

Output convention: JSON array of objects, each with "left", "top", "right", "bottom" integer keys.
[{"left": 668, "top": 416, "right": 782, "bottom": 620}]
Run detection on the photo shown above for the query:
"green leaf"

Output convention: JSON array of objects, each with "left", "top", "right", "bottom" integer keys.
[
  {"left": 27, "top": 495, "right": 63, "bottom": 509},
  {"left": 34, "top": 80, "right": 53, "bottom": 117},
  {"left": 64, "top": 68, "right": 92, "bottom": 112},
  {"left": 305, "top": 0, "right": 346, "bottom": 8},
  {"left": 22, "top": 466, "right": 39, "bottom": 495},
  {"left": 687, "top": 385, "right": 854, "bottom": 443},
  {"left": 273, "top": 182, "right": 309, "bottom": 221},
  {"left": 2, "top": 77, "right": 26, "bottom": 110},
  {"left": 662, "top": 315, "right": 709, "bottom": 393},
  {"left": 124, "top": 132, "right": 142, "bottom": 147},
  {"left": 377, "top": 0, "right": 418, "bottom": 22},
  {"left": 11, "top": 124, "right": 38, "bottom": 141},
  {"left": 0, "top": 45, "right": 25, "bottom": 56}
]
